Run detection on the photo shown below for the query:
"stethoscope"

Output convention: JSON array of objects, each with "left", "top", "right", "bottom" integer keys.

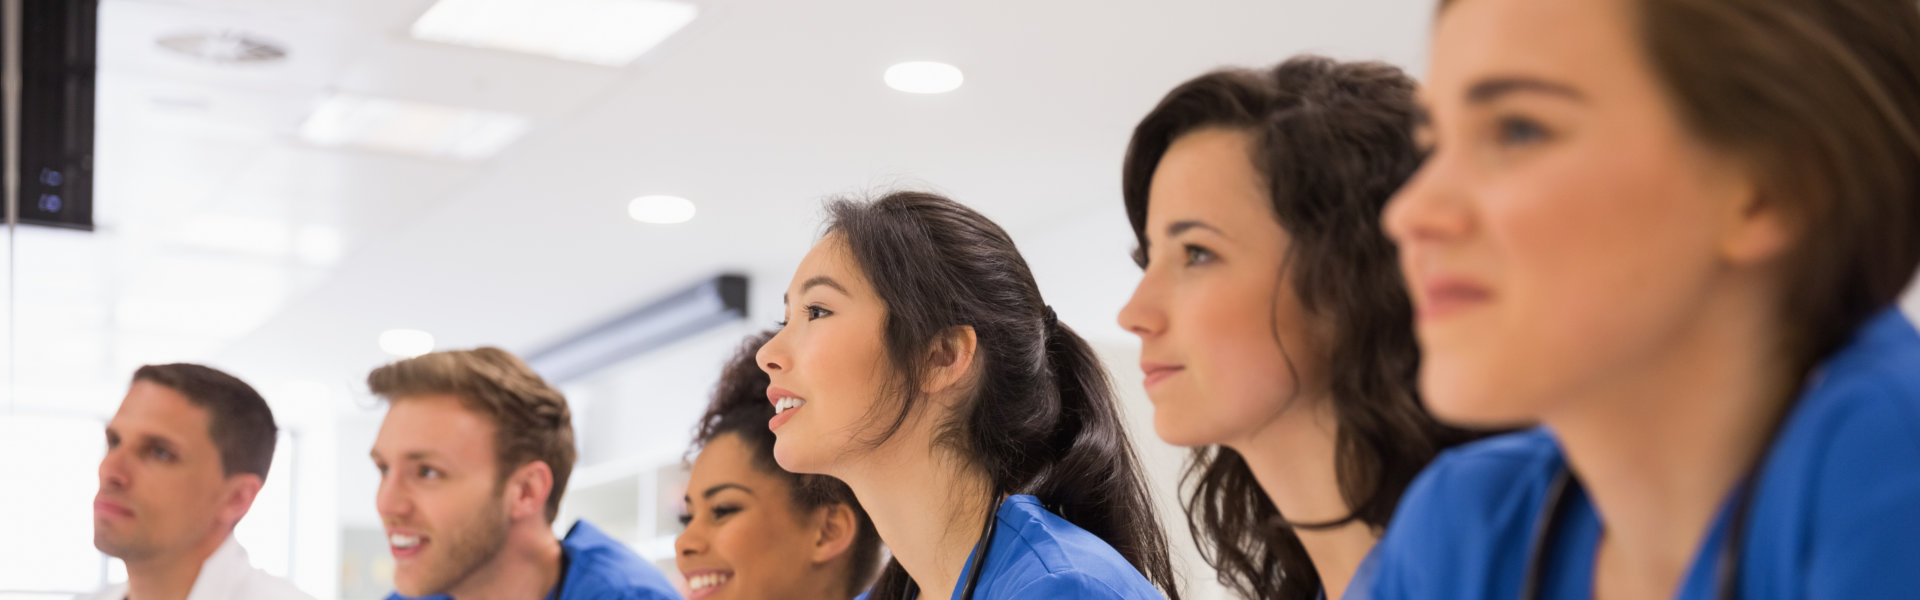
[
  {"left": 1519, "top": 468, "right": 1756, "bottom": 600},
  {"left": 1516, "top": 363, "right": 1824, "bottom": 600},
  {"left": 905, "top": 497, "right": 1000, "bottom": 600}
]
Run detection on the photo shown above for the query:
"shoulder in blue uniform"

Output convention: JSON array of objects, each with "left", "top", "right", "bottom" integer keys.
[
  {"left": 556, "top": 519, "right": 681, "bottom": 600},
  {"left": 381, "top": 520, "right": 679, "bottom": 600},
  {"left": 1356, "top": 428, "right": 1564, "bottom": 600},
  {"left": 1358, "top": 307, "right": 1920, "bottom": 600},
  {"left": 958, "top": 495, "right": 1162, "bottom": 600},
  {"left": 1737, "top": 307, "right": 1920, "bottom": 598}
]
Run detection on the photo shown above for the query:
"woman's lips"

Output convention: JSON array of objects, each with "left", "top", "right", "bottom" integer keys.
[
  {"left": 1417, "top": 276, "right": 1493, "bottom": 321},
  {"left": 767, "top": 386, "right": 806, "bottom": 431},
  {"left": 1140, "top": 362, "right": 1184, "bottom": 389}
]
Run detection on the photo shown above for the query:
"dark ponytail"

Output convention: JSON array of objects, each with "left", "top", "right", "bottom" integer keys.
[{"left": 827, "top": 191, "right": 1181, "bottom": 600}]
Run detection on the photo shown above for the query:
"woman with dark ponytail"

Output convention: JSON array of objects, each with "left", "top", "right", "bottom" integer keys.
[
  {"left": 1117, "top": 56, "right": 1477, "bottom": 600},
  {"left": 756, "top": 191, "right": 1178, "bottom": 599}
]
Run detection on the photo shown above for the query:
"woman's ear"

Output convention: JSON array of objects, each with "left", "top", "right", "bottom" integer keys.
[
  {"left": 809, "top": 503, "right": 859, "bottom": 564},
  {"left": 1713, "top": 160, "right": 1798, "bottom": 267},
  {"left": 919, "top": 325, "right": 978, "bottom": 395}
]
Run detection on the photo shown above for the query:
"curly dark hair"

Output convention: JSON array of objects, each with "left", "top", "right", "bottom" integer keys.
[
  {"left": 689, "top": 330, "right": 884, "bottom": 598},
  {"left": 1121, "top": 55, "right": 1478, "bottom": 599}
]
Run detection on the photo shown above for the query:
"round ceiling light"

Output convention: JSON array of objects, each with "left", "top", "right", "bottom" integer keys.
[
  {"left": 884, "top": 61, "right": 964, "bottom": 94},
  {"left": 628, "top": 195, "right": 696, "bottom": 224}
]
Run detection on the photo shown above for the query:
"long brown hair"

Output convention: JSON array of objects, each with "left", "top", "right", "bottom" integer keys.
[
  {"left": 1121, "top": 56, "right": 1477, "bottom": 599},
  {"left": 825, "top": 191, "right": 1181, "bottom": 600},
  {"left": 1430, "top": 0, "right": 1920, "bottom": 370},
  {"left": 1631, "top": 0, "right": 1920, "bottom": 370}
]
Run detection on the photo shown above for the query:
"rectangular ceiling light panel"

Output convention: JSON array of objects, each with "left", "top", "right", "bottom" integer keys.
[
  {"left": 411, "top": 0, "right": 698, "bottom": 67},
  {"left": 298, "top": 93, "right": 531, "bottom": 160}
]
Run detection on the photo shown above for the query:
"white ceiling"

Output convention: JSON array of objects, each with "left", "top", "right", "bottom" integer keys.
[
  {"left": 6, "top": 0, "right": 1441, "bottom": 420},
  {"left": 13, "top": 0, "right": 1914, "bottom": 426}
]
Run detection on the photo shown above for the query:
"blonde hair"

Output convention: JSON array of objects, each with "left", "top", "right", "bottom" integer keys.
[{"left": 369, "top": 347, "right": 576, "bottom": 522}]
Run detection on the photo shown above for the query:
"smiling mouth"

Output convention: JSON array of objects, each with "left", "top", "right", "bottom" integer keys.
[
  {"left": 686, "top": 571, "right": 733, "bottom": 597},
  {"left": 772, "top": 396, "right": 807, "bottom": 415},
  {"left": 389, "top": 532, "right": 428, "bottom": 558}
]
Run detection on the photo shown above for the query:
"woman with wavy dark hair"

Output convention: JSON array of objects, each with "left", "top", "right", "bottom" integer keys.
[
  {"left": 1117, "top": 55, "right": 1475, "bottom": 600},
  {"left": 675, "top": 330, "right": 885, "bottom": 600},
  {"left": 757, "top": 191, "right": 1179, "bottom": 599}
]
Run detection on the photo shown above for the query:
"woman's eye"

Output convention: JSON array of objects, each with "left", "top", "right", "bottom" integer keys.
[
  {"left": 1183, "top": 245, "right": 1216, "bottom": 266},
  {"left": 1495, "top": 115, "right": 1553, "bottom": 147},
  {"left": 806, "top": 305, "right": 832, "bottom": 320}
]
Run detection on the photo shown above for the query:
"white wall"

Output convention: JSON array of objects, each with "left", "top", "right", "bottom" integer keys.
[{"left": 1093, "top": 340, "right": 1235, "bottom": 600}]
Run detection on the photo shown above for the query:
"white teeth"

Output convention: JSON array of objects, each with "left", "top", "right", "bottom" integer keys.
[
  {"left": 773, "top": 397, "right": 807, "bottom": 415},
  {"left": 688, "top": 573, "right": 731, "bottom": 590},
  {"left": 390, "top": 533, "right": 420, "bottom": 549}
]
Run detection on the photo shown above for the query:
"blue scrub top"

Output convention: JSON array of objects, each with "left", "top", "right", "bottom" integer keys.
[
  {"left": 387, "top": 519, "right": 680, "bottom": 600},
  {"left": 859, "top": 494, "right": 1164, "bottom": 599},
  {"left": 1356, "top": 307, "right": 1920, "bottom": 600}
]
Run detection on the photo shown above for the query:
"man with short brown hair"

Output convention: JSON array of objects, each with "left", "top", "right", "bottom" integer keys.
[
  {"left": 369, "top": 347, "right": 676, "bottom": 600},
  {"left": 81, "top": 363, "right": 313, "bottom": 600}
]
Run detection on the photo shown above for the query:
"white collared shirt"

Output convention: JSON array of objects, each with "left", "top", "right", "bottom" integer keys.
[{"left": 73, "top": 537, "right": 314, "bottom": 600}]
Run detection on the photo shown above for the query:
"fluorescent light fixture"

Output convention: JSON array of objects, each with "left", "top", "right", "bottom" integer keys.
[
  {"left": 380, "top": 329, "right": 436, "bottom": 357},
  {"left": 627, "top": 195, "right": 696, "bottom": 224},
  {"left": 885, "top": 61, "right": 964, "bottom": 94},
  {"left": 299, "top": 93, "right": 530, "bottom": 160},
  {"left": 411, "top": 0, "right": 698, "bottom": 67},
  {"left": 527, "top": 275, "right": 747, "bottom": 384}
]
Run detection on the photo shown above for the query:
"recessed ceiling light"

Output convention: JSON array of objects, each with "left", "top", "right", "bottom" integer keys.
[
  {"left": 298, "top": 93, "right": 530, "bottom": 160},
  {"left": 379, "top": 329, "right": 436, "bottom": 358},
  {"left": 411, "top": 0, "right": 698, "bottom": 67},
  {"left": 627, "top": 195, "right": 696, "bottom": 224},
  {"left": 884, "top": 61, "right": 964, "bottom": 94}
]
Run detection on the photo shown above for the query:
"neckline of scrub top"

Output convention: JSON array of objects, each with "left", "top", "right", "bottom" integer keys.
[
  {"left": 1533, "top": 458, "right": 1747, "bottom": 599},
  {"left": 940, "top": 496, "right": 1012, "bottom": 600}
]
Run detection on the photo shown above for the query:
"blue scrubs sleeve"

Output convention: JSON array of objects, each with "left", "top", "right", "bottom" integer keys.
[
  {"left": 1802, "top": 388, "right": 1920, "bottom": 597},
  {"left": 1005, "top": 570, "right": 1133, "bottom": 599},
  {"left": 1357, "top": 460, "right": 1441, "bottom": 600}
]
